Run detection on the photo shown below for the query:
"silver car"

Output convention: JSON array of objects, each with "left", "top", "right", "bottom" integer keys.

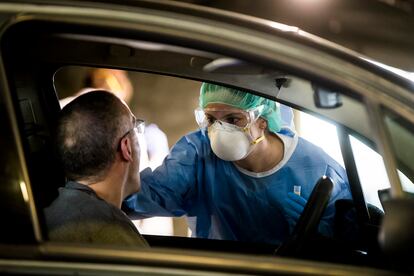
[{"left": 0, "top": 0, "right": 413, "bottom": 275}]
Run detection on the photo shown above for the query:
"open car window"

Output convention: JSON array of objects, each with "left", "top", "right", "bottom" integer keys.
[{"left": 53, "top": 65, "right": 383, "bottom": 242}]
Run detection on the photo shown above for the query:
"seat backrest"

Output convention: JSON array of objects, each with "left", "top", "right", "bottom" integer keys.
[
  {"left": 19, "top": 97, "right": 65, "bottom": 210},
  {"left": 380, "top": 198, "right": 414, "bottom": 266},
  {"left": 334, "top": 199, "right": 384, "bottom": 245},
  {"left": 378, "top": 188, "right": 391, "bottom": 210}
]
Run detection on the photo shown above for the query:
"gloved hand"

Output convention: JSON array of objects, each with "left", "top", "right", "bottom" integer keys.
[{"left": 284, "top": 192, "right": 307, "bottom": 222}]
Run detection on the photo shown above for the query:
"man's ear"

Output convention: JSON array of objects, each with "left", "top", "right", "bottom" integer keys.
[{"left": 120, "top": 137, "right": 133, "bottom": 162}]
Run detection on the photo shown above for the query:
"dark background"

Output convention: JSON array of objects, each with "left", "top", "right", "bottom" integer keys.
[{"left": 186, "top": 0, "right": 414, "bottom": 71}]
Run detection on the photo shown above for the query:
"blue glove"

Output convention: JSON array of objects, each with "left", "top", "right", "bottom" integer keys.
[{"left": 284, "top": 192, "right": 307, "bottom": 222}]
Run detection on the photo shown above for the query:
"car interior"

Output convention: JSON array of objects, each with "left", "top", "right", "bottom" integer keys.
[{"left": 2, "top": 19, "right": 413, "bottom": 273}]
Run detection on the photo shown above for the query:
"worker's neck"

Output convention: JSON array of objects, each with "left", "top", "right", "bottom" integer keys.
[{"left": 234, "top": 133, "right": 284, "bottom": 173}]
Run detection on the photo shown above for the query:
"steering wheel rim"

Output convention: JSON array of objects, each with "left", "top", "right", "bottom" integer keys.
[{"left": 276, "top": 176, "right": 334, "bottom": 256}]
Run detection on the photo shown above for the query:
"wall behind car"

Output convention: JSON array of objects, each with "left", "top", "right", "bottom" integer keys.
[{"left": 54, "top": 67, "right": 200, "bottom": 148}]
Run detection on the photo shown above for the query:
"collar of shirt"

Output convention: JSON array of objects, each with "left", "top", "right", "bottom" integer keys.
[{"left": 65, "top": 181, "right": 97, "bottom": 196}]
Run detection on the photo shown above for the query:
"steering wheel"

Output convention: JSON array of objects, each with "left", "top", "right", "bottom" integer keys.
[{"left": 276, "top": 176, "right": 334, "bottom": 256}]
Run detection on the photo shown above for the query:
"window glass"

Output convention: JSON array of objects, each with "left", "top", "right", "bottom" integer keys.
[
  {"left": 399, "top": 171, "right": 414, "bottom": 193},
  {"left": 299, "top": 111, "right": 344, "bottom": 167},
  {"left": 299, "top": 111, "right": 395, "bottom": 210},
  {"left": 383, "top": 109, "right": 414, "bottom": 194},
  {"left": 349, "top": 135, "right": 390, "bottom": 210},
  {"left": 294, "top": 109, "right": 391, "bottom": 210}
]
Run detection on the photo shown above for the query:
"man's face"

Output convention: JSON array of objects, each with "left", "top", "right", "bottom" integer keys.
[
  {"left": 117, "top": 106, "right": 142, "bottom": 198},
  {"left": 126, "top": 114, "right": 142, "bottom": 194}
]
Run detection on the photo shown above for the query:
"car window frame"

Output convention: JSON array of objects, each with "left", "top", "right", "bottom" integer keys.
[{"left": 1, "top": 3, "right": 413, "bottom": 273}]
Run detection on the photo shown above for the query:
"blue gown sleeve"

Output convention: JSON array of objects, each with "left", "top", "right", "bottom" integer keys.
[{"left": 123, "top": 134, "right": 200, "bottom": 218}]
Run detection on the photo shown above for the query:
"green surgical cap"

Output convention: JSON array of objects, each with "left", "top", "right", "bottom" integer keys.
[{"left": 199, "top": 82, "right": 282, "bottom": 133}]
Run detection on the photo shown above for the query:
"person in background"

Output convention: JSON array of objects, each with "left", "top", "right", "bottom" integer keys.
[
  {"left": 45, "top": 91, "right": 148, "bottom": 247},
  {"left": 124, "top": 83, "right": 353, "bottom": 245}
]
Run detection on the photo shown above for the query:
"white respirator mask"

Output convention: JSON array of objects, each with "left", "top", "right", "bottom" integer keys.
[
  {"left": 195, "top": 105, "right": 265, "bottom": 161},
  {"left": 208, "top": 121, "right": 264, "bottom": 161}
]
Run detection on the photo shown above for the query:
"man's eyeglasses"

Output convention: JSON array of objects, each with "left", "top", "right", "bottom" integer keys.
[
  {"left": 132, "top": 117, "right": 145, "bottom": 135},
  {"left": 119, "top": 116, "right": 145, "bottom": 142}
]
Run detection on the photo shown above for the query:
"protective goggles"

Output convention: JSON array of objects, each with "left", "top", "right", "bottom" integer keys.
[{"left": 194, "top": 105, "right": 264, "bottom": 129}]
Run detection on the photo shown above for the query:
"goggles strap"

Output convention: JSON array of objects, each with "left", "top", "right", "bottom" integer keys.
[
  {"left": 251, "top": 134, "right": 265, "bottom": 145},
  {"left": 242, "top": 124, "right": 264, "bottom": 145}
]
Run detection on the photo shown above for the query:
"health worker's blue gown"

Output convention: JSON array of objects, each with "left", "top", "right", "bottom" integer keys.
[{"left": 124, "top": 129, "right": 352, "bottom": 245}]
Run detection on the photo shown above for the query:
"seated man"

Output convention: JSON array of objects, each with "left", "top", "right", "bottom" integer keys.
[{"left": 45, "top": 90, "right": 148, "bottom": 247}]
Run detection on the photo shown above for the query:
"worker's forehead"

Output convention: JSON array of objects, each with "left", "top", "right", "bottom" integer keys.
[{"left": 204, "top": 103, "right": 245, "bottom": 113}]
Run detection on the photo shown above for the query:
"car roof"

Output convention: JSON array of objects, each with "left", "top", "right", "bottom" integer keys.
[{"left": 2, "top": 0, "right": 413, "bottom": 100}]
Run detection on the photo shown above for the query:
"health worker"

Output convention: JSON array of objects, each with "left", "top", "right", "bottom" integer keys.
[{"left": 124, "top": 82, "right": 353, "bottom": 245}]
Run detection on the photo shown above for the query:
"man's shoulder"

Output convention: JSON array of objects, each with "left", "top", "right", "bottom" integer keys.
[
  {"left": 47, "top": 186, "right": 121, "bottom": 231},
  {"left": 44, "top": 186, "right": 148, "bottom": 247},
  {"left": 49, "top": 187, "right": 123, "bottom": 219},
  {"left": 47, "top": 217, "right": 147, "bottom": 247}
]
